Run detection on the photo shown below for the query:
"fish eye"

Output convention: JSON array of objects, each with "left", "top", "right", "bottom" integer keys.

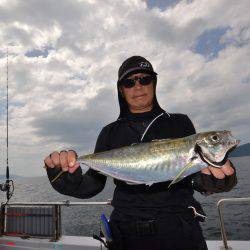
[{"left": 211, "top": 135, "right": 219, "bottom": 142}]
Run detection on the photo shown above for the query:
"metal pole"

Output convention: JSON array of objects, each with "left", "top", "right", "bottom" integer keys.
[
  {"left": 3, "top": 200, "right": 112, "bottom": 206},
  {"left": 6, "top": 47, "right": 10, "bottom": 201},
  {"left": 217, "top": 197, "right": 250, "bottom": 250},
  {"left": 218, "top": 200, "right": 228, "bottom": 249}
]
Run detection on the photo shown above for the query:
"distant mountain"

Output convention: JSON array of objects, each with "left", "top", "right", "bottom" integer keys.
[{"left": 229, "top": 143, "right": 250, "bottom": 157}]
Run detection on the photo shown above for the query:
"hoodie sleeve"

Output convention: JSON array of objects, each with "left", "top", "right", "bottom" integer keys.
[
  {"left": 192, "top": 162, "right": 237, "bottom": 194},
  {"left": 183, "top": 115, "right": 238, "bottom": 194},
  {"left": 47, "top": 127, "right": 109, "bottom": 199}
]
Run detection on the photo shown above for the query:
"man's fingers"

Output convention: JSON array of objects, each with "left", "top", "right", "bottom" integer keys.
[
  {"left": 51, "top": 151, "right": 60, "bottom": 167},
  {"left": 208, "top": 166, "right": 225, "bottom": 179},
  {"left": 68, "top": 162, "right": 80, "bottom": 173},
  {"left": 44, "top": 156, "right": 55, "bottom": 168},
  {"left": 201, "top": 160, "right": 234, "bottom": 179},
  {"left": 44, "top": 150, "right": 79, "bottom": 173},
  {"left": 221, "top": 160, "right": 235, "bottom": 176},
  {"left": 60, "top": 151, "right": 69, "bottom": 172},
  {"left": 201, "top": 167, "right": 211, "bottom": 175},
  {"left": 68, "top": 150, "right": 77, "bottom": 167}
]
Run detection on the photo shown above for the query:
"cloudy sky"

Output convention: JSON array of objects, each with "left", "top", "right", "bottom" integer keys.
[{"left": 0, "top": 0, "right": 249, "bottom": 177}]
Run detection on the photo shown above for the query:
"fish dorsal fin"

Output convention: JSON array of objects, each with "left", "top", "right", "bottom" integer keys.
[{"left": 151, "top": 138, "right": 176, "bottom": 142}]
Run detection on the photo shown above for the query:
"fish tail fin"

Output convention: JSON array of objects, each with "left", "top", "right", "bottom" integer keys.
[{"left": 168, "top": 162, "right": 193, "bottom": 189}]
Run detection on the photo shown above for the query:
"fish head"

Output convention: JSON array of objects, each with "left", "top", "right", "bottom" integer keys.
[{"left": 196, "top": 130, "right": 240, "bottom": 167}]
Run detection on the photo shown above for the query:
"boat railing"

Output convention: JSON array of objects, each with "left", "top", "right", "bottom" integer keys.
[
  {"left": 2, "top": 200, "right": 112, "bottom": 206},
  {"left": 0, "top": 200, "right": 112, "bottom": 241},
  {"left": 217, "top": 197, "right": 250, "bottom": 250},
  {"left": 2, "top": 198, "right": 249, "bottom": 247}
]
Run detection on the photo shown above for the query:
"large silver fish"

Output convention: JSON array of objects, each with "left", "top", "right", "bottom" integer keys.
[{"left": 78, "top": 131, "right": 240, "bottom": 187}]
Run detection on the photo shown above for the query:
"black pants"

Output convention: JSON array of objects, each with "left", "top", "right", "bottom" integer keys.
[{"left": 109, "top": 215, "right": 208, "bottom": 250}]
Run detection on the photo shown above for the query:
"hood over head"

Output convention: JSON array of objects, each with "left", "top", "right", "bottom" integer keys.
[{"left": 117, "top": 55, "right": 163, "bottom": 118}]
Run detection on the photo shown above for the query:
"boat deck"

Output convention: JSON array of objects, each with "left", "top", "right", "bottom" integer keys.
[
  {"left": 0, "top": 236, "right": 250, "bottom": 250},
  {"left": 207, "top": 240, "right": 250, "bottom": 250}
]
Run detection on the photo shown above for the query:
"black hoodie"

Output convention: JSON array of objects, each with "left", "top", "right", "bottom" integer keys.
[{"left": 47, "top": 78, "right": 237, "bottom": 221}]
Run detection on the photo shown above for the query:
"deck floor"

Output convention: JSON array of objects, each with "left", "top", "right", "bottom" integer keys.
[{"left": 0, "top": 236, "right": 250, "bottom": 250}]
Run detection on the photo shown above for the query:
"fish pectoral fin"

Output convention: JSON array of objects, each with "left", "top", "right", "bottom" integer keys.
[
  {"left": 168, "top": 162, "right": 193, "bottom": 189},
  {"left": 125, "top": 181, "right": 139, "bottom": 185},
  {"left": 146, "top": 181, "right": 154, "bottom": 186}
]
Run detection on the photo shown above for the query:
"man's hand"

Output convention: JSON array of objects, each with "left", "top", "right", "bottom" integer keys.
[
  {"left": 201, "top": 160, "right": 234, "bottom": 179},
  {"left": 44, "top": 150, "right": 80, "bottom": 174}
]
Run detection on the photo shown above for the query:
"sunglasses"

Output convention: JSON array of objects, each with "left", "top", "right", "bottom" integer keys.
[{"left": 120, "top": 75, "right": 154, "bottom": 88}]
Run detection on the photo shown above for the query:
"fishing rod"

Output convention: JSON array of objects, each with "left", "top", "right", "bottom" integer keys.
[{"left": 0, "top": 47, "right": 14, "bottom": 203}]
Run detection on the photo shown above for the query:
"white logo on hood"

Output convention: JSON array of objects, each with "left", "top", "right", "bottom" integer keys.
[{"left": 139, "top": 61, "right": 150, "bottom": 68}]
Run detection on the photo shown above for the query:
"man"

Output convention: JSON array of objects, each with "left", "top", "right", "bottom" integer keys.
[{"left": 44, "top": 56, "right": 237, "bottom": 250}]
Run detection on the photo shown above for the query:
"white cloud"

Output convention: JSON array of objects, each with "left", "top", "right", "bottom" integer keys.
[{"left": 0, "top": 0, "right": 249, "bottom": 176}]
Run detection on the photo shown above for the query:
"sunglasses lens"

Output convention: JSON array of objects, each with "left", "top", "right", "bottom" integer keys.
[
  {"left": 139, "top": 76, "right": 153, "bottom": 85},
  {"left": 121, "top": 79, "right": 135, "bottom": 88},
  {"left": 120, "top": 75, "right": 154, "bottom": 88}
]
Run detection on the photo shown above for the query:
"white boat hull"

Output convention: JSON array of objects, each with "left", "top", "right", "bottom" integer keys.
[{"left": 1, "top": 236, "right": 250, "bottom": 250}]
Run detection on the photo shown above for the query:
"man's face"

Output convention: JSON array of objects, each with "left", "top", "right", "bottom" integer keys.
[{"left": 119, "top": 72, "right": 155, "bottom": 113}]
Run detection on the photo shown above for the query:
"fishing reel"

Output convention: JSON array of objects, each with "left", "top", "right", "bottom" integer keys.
[
  {"left": 0, "top": 181, "right": 9, "bottom": 192},
  {"left": 0, "top": 179, "right": 14, "bottom": 201}
]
